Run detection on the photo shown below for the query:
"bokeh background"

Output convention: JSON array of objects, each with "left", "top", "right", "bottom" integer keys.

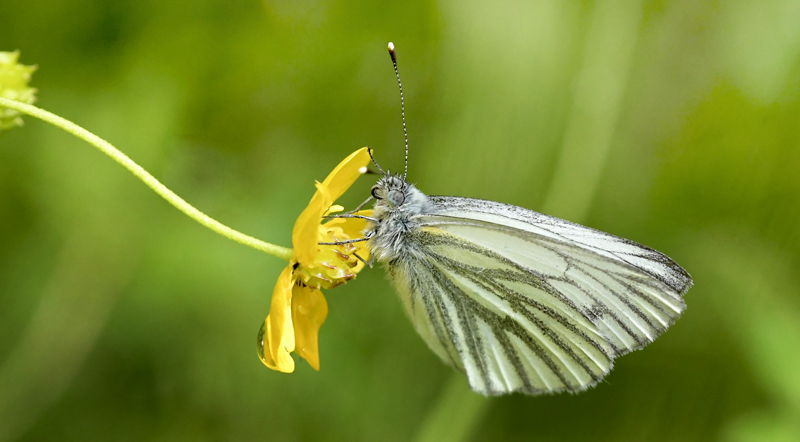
[{"left": 2, "top": 0, "right": 800, "bottom": 441}]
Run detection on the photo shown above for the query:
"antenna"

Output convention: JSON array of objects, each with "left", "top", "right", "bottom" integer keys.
[
  {"left": 388, "top": 42, "right": 409, "bottom": 181},
  {"left": 368, "top": 147, "right": 387, "bottom": 175}
]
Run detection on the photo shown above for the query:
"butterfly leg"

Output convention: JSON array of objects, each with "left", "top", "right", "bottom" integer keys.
[
  {"left": 352, "top": 252, "right": 373, "bottom": 268},
  {"left": 319, "top": 231, "right": 374, "bottom": 246},
  {"left": 322, "top": 214, "right": 379, "bottom": 222},
  {"left": 319, "top": 237, "right": 371, "bottom": 246},
  {"left": 345, "top": 196, "right": 375, "bottom": 214}
]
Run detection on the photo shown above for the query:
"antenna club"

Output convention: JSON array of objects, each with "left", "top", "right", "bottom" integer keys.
[{"left": 388, "top": 42, "right": 397, "bottom": 63}]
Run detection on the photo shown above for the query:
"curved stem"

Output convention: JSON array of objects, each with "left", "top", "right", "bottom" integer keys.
[{"left": 0, "top": 97, "right": 294, "bottom": 262}]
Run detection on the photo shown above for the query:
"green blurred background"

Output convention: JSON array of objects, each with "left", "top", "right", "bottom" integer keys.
[{"left": 2, "top": 0, "right": 800, "bottom": 441}]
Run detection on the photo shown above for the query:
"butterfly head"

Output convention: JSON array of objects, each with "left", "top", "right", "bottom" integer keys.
[{"left": 371, "top": 174, "right": 407, "bottom": 208}]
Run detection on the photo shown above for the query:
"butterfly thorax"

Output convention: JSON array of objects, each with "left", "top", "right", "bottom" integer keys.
[{"left": 366, "top": 174, "right": 432, "bottom": 263}]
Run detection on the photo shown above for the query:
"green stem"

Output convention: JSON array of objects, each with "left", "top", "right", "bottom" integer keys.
[{"left": 0, "top": 97, "right": 294, "bottom": 262}]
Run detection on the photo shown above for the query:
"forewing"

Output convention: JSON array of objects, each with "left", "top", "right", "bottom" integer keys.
[
  {"left": 426, "top": 196, "right": 692, "bottom": 296},
  {"left": 389, "top": 196, "right": 691, "bottom": 396}
]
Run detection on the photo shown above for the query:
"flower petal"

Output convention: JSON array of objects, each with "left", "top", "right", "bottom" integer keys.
[
  {"left": 325, "top": 205, "right": 345, "bottom": 215},
  {"left": 321, "top": 147, "right": 371, "bottom": 203},
  {"left": 292, "top": 147, "right": 371, "bottom": 264},
  {"left": 291, "top": 284, "right": 329, "bottom": 371},
  {"left": 262, "top": 265, "right": 296, "bottom": 373},
  {"left": 292, "top": 183, "right": 331, "bottom": 264},
  {"left": 257, "top": 318, "right": 277, "bottom": 368}
]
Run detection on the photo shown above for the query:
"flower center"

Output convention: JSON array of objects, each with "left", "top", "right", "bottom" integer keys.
[{"left": 295, "top": 224, "right": 364, "bottom": 290}]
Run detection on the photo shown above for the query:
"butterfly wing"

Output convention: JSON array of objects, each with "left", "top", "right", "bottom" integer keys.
[{"left": 387, "top": 196, "right": 691, "bottom": 396}]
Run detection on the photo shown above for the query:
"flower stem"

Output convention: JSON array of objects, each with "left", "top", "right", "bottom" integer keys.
[{"left": 0, "top": 97, "right": 294, "bottom": 262}]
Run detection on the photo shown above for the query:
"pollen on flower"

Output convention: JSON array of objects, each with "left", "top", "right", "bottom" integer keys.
[
  {"left": 295, "top": 224, "right": 363, "bottom": 289},
  {"left": 0, "top": 51, "right": 37, "bottom": 130}
]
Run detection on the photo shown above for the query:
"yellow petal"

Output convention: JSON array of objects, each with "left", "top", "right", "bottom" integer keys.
[
  {"left": 291, "top": 147, "right": 371, "bottom": 264},
  {"left": 291, "top": 285, "right": 329, "bottom": 371},
  {"left": 263, "top": 266, "right": 296, "bottom": 373},
  {"left": 292, "top": 183, "right": 331, "bottom": 264},
  {"left": 321, "top": 147, "right": 372, "bottom": 203},
  {"left": 325, "top": 205, "right": 345, "bottom": 215},
  {"left": 257, "top": 318, "right": 277, "bottom": 368}
]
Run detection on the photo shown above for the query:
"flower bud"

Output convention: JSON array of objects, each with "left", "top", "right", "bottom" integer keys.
[{"left": 0, "top": 51, "right": 37, "bottom": 130}]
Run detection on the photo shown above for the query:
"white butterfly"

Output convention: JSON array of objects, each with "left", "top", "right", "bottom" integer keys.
[
  {"left": 363, "top": 172, "right": 691, "bottom": 396},
  {"left": 337, "top": 43, "right": 692, "bottom": 396}
]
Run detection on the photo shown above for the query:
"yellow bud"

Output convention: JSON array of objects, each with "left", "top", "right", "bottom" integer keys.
[{"left": 0, "top": 51, "right": 38, "bottom": 130}]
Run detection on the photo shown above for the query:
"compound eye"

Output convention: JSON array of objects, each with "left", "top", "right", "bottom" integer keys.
[
  {"left": 371, "top": 185, "right": 382, "bottom": 199},
  {"left": 387, "top": 189, "right": 405, "bottom": 206}
]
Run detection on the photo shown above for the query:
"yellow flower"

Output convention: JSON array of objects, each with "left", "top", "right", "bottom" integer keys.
[
  {"left": 0, "top": 51, "right": 37, "bottom": 130},
  {"left": 257, "top": 147, "right": 373, "bottom": 372}
]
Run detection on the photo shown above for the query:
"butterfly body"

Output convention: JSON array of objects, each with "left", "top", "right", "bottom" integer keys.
[
  {"left": 367, "top": 174, "right": 432, "bottom": 262},
  {"left": 365, "top": 174, "right": 692, "bottom": 396}
]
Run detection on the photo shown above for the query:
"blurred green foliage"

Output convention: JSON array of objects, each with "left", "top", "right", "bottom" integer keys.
[{"left": 2, "top": 0, "right": 800, "bottom": 441}]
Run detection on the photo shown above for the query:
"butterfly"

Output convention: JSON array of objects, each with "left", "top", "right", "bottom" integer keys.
[{"left": 334, "top": 43, "right": 692, "bottom": 396}]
